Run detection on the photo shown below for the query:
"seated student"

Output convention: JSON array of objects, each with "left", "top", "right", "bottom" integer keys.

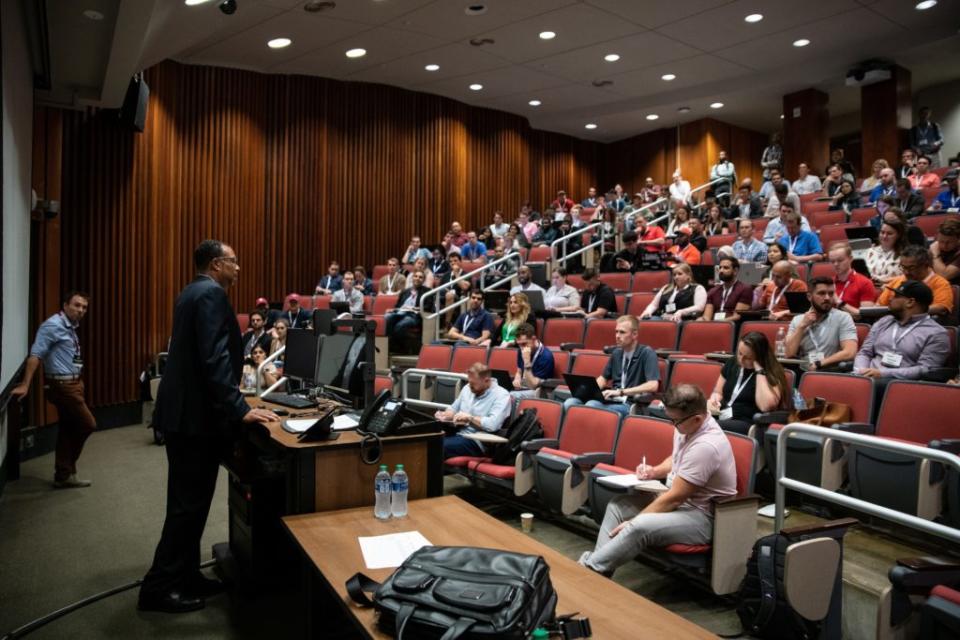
[
  {"left": 778, "top": 210, "right": 823, "bottom": 263},
  {"left": 254, "top": 296, "right": 280, "bottom": 329},
  {"left": 754, "top": 260, "right": 808, "bottom": 320},
  {"left": 578, "top": 384, "right": 736, "bottom": 577},
  {"left": 666, "top": 225, "right": 702, "bottom": 266},
  {"left": 241, "top": 345, "right": 280, "bottom": 391},
  {"left": 785, "top": 277, "right": 859, "bottom": 371},
  {"left": 532, "top": 217, "right": 559, "bottom": 246},
  {"left": 731, "top": 218, "right": 769, "bottom": 263},
  {"left": 435, "top": 362, "right": 512, "bottom": 459},
  {"left": 562, "top": 315, "right": 658, "bottom": 418},
  {"left": 908, "top": 155, "right": 942, "bottom": 190},
  {"left": 931, "top": 169, "right": 959, "bottom": 212},
  {"left": 687, "top": 218, "right": 709, "bottom": 254},
  {"left": 865, "top": 217, "right": 906, "bottom": 286},
  {"left": 634, "top": 216, "right": 666, "bottom": 253},
  {"left": 385, "top": 269, "right": 433, "bottom": 347},
  {"left": 855, "top": 281, "right": 950, "bottom": 385},
  {"left": 459, "top": 231, "right": 488, "bottom": 261},
  {"left": 446, "top": 289, "right": 495, "bottom": 346},
  {"left": 489, "top": 210, "right": 510, "bottom": 238},
  {"left": 401, "top": 236, "right": 431, "bottom": 265},
  {"left": 352, "top": 266, "right": 374, "bottom": 296},
  {"left": 868, "top": 245, "right": 955, "bottom": 318},
  {"left": 827, "top": 243, "right": 877, "bottom": 319},
  {"left": 241, "top": 310, "right": 273, "bottom": 358},
  {"left": 378, "top": 257, "right": 406, "bottom": 295},
  {"left": 281, "top": 294, "right": 312, "bottom": 329},
  {"left": 930, "top": 217, "right": 960, "bottom": 285},
  {"left": 578, "top": 268, "right": 617, "bottom": 319},
  {"left": 428, "top": 246, "right": 451, "bottom": 281},
  {"left": 509, "top": 264, "right": 545, "bottom": 296},
  {"left": 609, "top": 231, "right": 644, "bottom": 272},
  {"left": 701, "top": 257, "right": 753, "bottom": 322},
  {"left": 510, "top": 323, "right": 555, "bottom": 404},
  {"left": 727, "top": 185, "right": 763, "bottom": 219},
  {"left": 442, "top": 253, "right": 474, "bottom": 323},
  {"left": 315, "top": 261, "right": 343, "bottom": 295},
  {"left": 892, "top": 179, "right": 925, "bottom": 220},
  {"left": 480, "top": 244, "right": 518, "bottom": 289},
  {"left": 496, "top": 293, "right": 532, "bottom": 347},
  {"left": 331, "top": 271, "right": 365, "bottom": 315},
  {"left": 640, "top": 263, "right": 707, "bottom": 323},
  {"left": 868, "top": 167, "right": 898, "bottom": 203},
  {"left": 828, "top": 179, "right": 863, "bottom": 215},
  {"left": 869, "top": 204, "right": 926, "bottom": 247},
  {"left": 763, "top": 202, "right": 811, "bottom": 244},
  {"left": 269, "top": 318, "right": 288, "bottom": 362},
  {"left": 707, "top": 332, "right": 791, "bottom": 435},
  {"left": 543, "top": 268, "right": 581, "bottom": 313},
  {"left": 553, "top": 215, "right": 583, "bottom": 271},
  {"left": 405, "top": 256, "right": 435, "bottom": 289}
]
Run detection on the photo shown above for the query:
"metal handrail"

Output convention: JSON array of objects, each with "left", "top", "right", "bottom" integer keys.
[
  {"left": 688, "top": 177, "right": 734, "bottom": 211},
  {"left": 774, "top": 422, "right": 960, "bottom": 543},
  {"left": 256, "top": 345, "right": 286, "bottom": 396},
  {"left": 622, "top": 197, "right": 669, "bottom": 227},
  {"left": 549, "top": 221, "right": 605, "bottom": 270},
  {"left": 399, "top": 368, "right": 469, "bottom": 410}
]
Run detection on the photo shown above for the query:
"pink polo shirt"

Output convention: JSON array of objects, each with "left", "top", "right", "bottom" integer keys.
[{"left": 667, "top": 416, "right": 737, "bottom": 515}]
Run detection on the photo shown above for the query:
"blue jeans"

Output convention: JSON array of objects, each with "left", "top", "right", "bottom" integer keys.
[
  {"left": 443, "top": 434, "right": 484, "bottom": 459},
  {"left": 563, "top": 397, "right": 632, "bottom": 418},
  {"left": 386, "top": 311, "right": 420, "bottom": 337}
]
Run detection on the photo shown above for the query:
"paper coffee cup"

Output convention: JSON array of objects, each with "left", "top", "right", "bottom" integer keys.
[{"left": 521, "top": 512, "right": 534, "bottom": 533}]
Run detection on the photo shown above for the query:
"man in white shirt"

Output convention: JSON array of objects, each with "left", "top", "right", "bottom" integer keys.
[
  {"left": 763, "top": 202, "right": 812, "bottom": 244},
  {"left": 488, "top": 211, "right": 509, "bottom": 238},
  {"left": 435, "top": 363, "right": 512, "bottom": 459},
  {"left": 331, "top": 271, "right": 365, "bottom": 315},
  {"left": 785, "top": 277, "right": 858, "bottom": 371},
  {"left": 510, "top": 265, "right": 545, "bottom": 295},
  {"left": 764, "top": 182, "right": 802, "bottom": 218},
  {"left": 668, "top": 171, "right": 692, "bottom": 207},
  {"left": 792, "top": 162, "right": 822, "bottom": 195}
]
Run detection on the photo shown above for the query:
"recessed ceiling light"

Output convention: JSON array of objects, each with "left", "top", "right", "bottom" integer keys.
[
  {"left": 83, "top": 9, "right": 104, "bottom": 20},
  {"left": 780, "top": 114, "right": 785, "bottom": 119},
  {"left": 915, "top": 0, "right": 937, "bottom": 9},
  {"left": 528, "top": 99, "right": 541, "bottom": 106},
  {"left": 465, "top": 4, "right": 487, "bottom": 15},
  {"left": 345, "top": 48, "right": 367, "bottom": 58},
  {"left": 469, "top": 83, "right": 483, "bottom": 91},
  {"left": 424, "top": 64, "right": 440, "bottom": 71},
  {"left": 585, "top": 123, "right": 597, "bottom": 130},
  {"left": 268, "top": 38, "right": 292, "bottom": 49},
  {"left": 646, "top": 114, "right": 659, "bottom": 121},
  {"left": 710, "top": 102, "right": 724, "bottom": 109},
  {"left": 793, "top": 38, "right": 810, "bottom": 47},
  {"left": 677, "top": 106, "right": 691, "bottom": 113},
  {"left": 539, "top": 31, "right": 556, "bottom": 40},
  {"left": 661, "top": 73, "right": 676, "bottom": 81},
  {"left": 604, "top": 54, "right": 620, "bottom": 62},
  {"left": 744, "top": 13, "right": 763, "bottom": 23},
  {"left": 184, "top": 0, "right": 213, "bottom": 5}
]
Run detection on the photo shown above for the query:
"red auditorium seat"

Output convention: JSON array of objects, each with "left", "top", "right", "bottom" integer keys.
[
  {"left": 666, "top": 359, "right": 723, "bottom": 398},
  {"left": 374, "top": 374, "right": 393, "bottom": 396},
  {"left": 739, "top": 320, "right": 791, "bottom": 348},
  {"left": 541, "top": 318, "right": 585, "bottom": 349},
  {"left": 487, "top": 347, "right": 519, "bottom": 376},
  {"left": 566, "top": 274, "right": 587, "bottom": 291},
  {"left": 677, "top": 321, "right": 735, "bottom": 356},
  {"left": 637, "top": 320, "right": 679, "bottom": 351},
  {"left": 582, "top": 318, "right": 618, "bottom": 351},
  {"left": 810, "top": 210, "right": 846, "bottom": 229},
  {"left": 808, "top": 262, "right": 836, "bottom": 280},
  {"left": 527, "top": 245, "right": 552, "bottom": 262},
  {"left": 804, "top": 200, "right": 832, "bottom": 215},
  {"left": 631, "top": 271, "right": 670, "bottom": 293},
  {"left": 599, "top": 272, "right": 631, "bottom": 292},
  {"left": 916, "top": 213, "right": 960, "bottom": 239},
  {"left": 751, "top": 218, "right": 770, "bottom": 238},
  {"left": 371, "top": 295, "right": 398, "bottom": 315},
  {"left": 849, "top": 208, "right": 877, "bottom": 226},
  {"left": 237, "top": 313, "right": 250, "bottom": 333},
  {"left": 922, "top": 187, "right": 945, "bottom": 209},
  {"left": 626, "top": 292, "right": 654, "bottom": 316},
  {"left": 818, "top": 223, "right": 859, "bottom": 248},
  {"left": 707, "top": 234, "right": 737, "bottom": 248}
]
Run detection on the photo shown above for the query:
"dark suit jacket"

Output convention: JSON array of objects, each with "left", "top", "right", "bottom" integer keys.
[
  {"left": 393, "top": 285, "right": 435, "bottom": 314},
  {"left": 726, "top": 197, "right": 762, "bottom": 219},
  {"left": 154, "top": 275, "right": 248, "bottom": 436}
]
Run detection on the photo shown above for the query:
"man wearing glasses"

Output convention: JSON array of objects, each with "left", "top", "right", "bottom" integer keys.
[{"left": 579, "top": 384, "right": 736, "bottom": 577}]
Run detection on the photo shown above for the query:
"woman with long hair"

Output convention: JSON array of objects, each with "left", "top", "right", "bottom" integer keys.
[
  {"left": 666, "top": 205, "right": 691, "bottom": 236},
  {"left": 269, "top": 318, "right": 288, "bottom": 359},
  {"left": 829, "top": 179, "right": 862, "bottom": 216},
  {"left": 703, "top": 204, "right": 726, "bottom": 236},
  {"left": 866, "top": 218, "right": 906, "bottom": 285},
  {"left": 639, "top": 263, "right": 707, "bottom": 322},
  {"left": 707, "top": 331, "right": 790, "bottom": 435},
  {"left": 242, "top": 345, "right": 280, "bottom": 391},
  {"left": 491, "top": 292, "right": 532, "bottom": 346},
  {"left": 405, "top": 255, "right": 435, "bottom": 288},
  {"left": 859, "top": 158, "right": 889, "bottom": 193}
]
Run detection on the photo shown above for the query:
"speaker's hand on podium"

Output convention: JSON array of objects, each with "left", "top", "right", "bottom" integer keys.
[{"left": 245, "top": 407, "right": 280, "bottom": 424}]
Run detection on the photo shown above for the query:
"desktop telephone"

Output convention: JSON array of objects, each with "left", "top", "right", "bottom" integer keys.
[{"left": 358, "top": 389, "right": 406, "bottom": 436}]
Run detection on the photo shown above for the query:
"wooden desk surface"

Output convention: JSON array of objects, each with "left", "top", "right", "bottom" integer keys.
[{"left": 283, "top": 495, "right": 717, "bottom": 639}]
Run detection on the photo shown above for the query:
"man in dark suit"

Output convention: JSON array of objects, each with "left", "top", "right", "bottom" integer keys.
[
  {"left": 385, "top": 269, "right": 435, "bottom": 352},
  {"left": 139, "top": 240, "right": 277, "bottom": 613}
]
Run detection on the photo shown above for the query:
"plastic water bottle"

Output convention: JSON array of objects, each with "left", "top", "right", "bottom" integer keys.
[
  {"left": 775, "top": 327, "right": 787, "bottom": 359},
  {"left": 374, "top": 465, "right": 392, "bottom": 520},
  {"left": 391, "top": 464, "right": 409, "bottom": 518}
]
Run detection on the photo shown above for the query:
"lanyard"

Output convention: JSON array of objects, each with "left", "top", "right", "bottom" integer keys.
[
  {"left": 769, "top": 280, "right": 791, "bottom": 309},
  {"left": 588, "top": 292, "right": 596, "bottom": 313},
  {"left": 719, "top": 285, "right": 735, "bottom": 310},
  {"left": 807, "top": 317, "right": 829, "bottom": 353},
  {"left": 787, "top": 235, "right": 800, "bottom": 255},
  {"left": 620, "top": 350, "right": 635, "bottom": 389},
  {"left": 727, "top": 368, "right": 755, "bottom": 406},
  {"left": 59, "top": 312, "right": 80, "bottom": 357},
  {"left": 890, "top": 319, "right": 926, "bottom": 347},
  {"left": 462, "top": 311, "right": 481, "bottom": 335}
]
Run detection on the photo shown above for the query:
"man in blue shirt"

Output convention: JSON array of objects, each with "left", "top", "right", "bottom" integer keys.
[
  {"left": 763, "top": 202, "right": 811, "bottom": 243},
  {"left": 446, "top": 289, "right": 495, "bottom": 345},
  {"left": 932, "top": 170, "right": 959, "bottom": 212},
  {"left": 868, "top": 168, "right": 897, "bottom": 204},
  {"left": 315, "top": 261, "right": 343, "bottom": 295},
  {"left": 459, "top": 231, "right": 488, "bottom": 261},
  {"left": 510, "top": 323, "right": 555, "bottom": 404},
  {"left": 778, "top": 210, "right": 823, "bottom": 263},
  {"left": 435, "top": 363, "right": 512, "bottom": 458},
  {"left": 12, "top": 291, "right": 96, "bottom": 488},
  {"left": 731, "top": 219, "right": 769, "bottom": 263}
]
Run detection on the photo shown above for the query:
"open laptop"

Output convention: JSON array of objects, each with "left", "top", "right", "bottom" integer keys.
[
  {"left": 737, "top": 262, "right": 768, "bottom": 286},
  {"left": 562, "top": 373, "right": 606, "bottom": 403},
  {"left": 785, "top": 291, "right": 811, "bottom": 314},
  {"left": 490, "top": 369, "right": 515, "bottom": 391},
  {"left": 329, "top": 300, "right": 351, "bottom": 315},
  {"left": 523, "top": 289, "right": 546, "bottom": 313},
  {"left": 483, "top": 290, "right": 509, "bottom": 313},
  {"left": 845, "top": 226, "right": 878, "bottom": 243}
]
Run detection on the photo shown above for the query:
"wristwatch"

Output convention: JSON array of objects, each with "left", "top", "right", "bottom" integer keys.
[{"left": 814, "top": 360, "right": 823, "bottom": 370}]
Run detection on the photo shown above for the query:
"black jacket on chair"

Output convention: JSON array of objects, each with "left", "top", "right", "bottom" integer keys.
[{"left": 153, "top": 275, "right": 249, "bottom": 436}]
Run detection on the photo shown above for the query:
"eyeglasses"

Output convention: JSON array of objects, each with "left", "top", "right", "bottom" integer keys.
[
  {"left": 668, "top": 413, "right": 699, "bottom": 428},
  {"left": 218, "top": 256, "right": 238, "bottom": 265}
]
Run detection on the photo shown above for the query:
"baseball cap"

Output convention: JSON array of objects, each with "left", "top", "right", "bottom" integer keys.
[
  {"left": 286, "top": 293, "right": 300, "bottom": 303},
  {"left": 885, "top": 280, "right": 933, "bottom": 307},
  {"left": 255, "top": 297, "right": 268, "bottom": 306},
  {"left": 677, "top": 225, "right": 692, "bottom": 236}
]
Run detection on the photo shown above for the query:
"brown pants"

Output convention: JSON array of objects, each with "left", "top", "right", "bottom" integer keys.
[{"left": 46, "top": 380, "right": 97, "bottom": 481}]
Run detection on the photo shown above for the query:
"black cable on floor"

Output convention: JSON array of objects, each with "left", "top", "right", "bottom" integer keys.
[{"left": 1, "top": 559, "right": 217, "bottom": 640}]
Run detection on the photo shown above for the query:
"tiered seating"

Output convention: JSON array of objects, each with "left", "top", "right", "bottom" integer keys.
[
  {"left": 675, "top": 321, "right": 735, "bottom": 357},
  {"left": 666, "top": 359, "right": 723, "bottom": 397},
  {"left": 581, "top": 318, "right": 617, "bottom": 351},
  {"left": 637, "top": 320, "right": 679, "bottom": 351},
  {"left": 401, "top": 344, "right": 452, "bottom": 402},
  {"left": 542, "top": 318, "right": 585, "bottom": 349},
  {"left": 435, "top": 345, "right": 488, "bottom": 404}
]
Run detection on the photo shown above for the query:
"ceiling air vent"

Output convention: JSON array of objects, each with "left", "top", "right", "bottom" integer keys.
[
  {"left": 469, "top": 38, "right": 495, "bottom": 46},
  {"left": 304, "top": 1, "right": 336, "bottom": 13},
  {"left": 592, "top": 79, "right": 613, "bottom": 87}
]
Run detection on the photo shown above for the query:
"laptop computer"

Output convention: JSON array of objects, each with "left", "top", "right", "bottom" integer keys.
[
  {"left": 490, "top": 369, "right": 515, "bottom": 391},
  {"left": 785, "top": 291, "right": 811, "bottom": 314},
  {"left": 845, "top": 226, "right": 878, "bottom": 243},
  {"left": 562, "top": 373, "right": 606, "bottom": 403},
  {"left": 523, "top": 289, "right": 546, "bottom": 313},
  {"left": 484, "top": 290, "right": 509, "bottom": 313},
  {"left": 737, "top": 262, "right": 768, "bottom": 286},
  {"left": 329, "top": 300, "right": 351, "bottom": 315}
]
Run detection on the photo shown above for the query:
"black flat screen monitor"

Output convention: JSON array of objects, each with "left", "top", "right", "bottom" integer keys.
[
  {"left": 284, "top": 329, "right": 320, "bottom": 382},
  {"left": 315, "top": 332, "right": 355, "bottom": 387}
]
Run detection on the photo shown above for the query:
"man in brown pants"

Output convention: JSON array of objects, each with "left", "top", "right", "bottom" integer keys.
[{"left": 12, "top": 291, "right": 96, "bottom": 488}]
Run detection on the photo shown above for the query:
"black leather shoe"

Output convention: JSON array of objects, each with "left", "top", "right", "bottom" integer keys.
[
  {"left": 137, "top": 591, "right": 205, "bottom": 613},
  {"left": 186, "top": 575, "right": 226, "bottom": 598}
]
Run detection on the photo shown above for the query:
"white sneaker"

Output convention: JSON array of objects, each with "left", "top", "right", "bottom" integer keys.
[{"left": 53, "top": 474, "right": 92, "bottom": 488}]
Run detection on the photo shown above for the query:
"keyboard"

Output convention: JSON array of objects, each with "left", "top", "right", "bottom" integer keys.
[{"left": 262, "top": 392, "right": 316, "bottom": 409}]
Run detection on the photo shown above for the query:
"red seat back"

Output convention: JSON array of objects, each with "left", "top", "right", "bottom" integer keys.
[
  {"left": 374, "top": 375, "right": 393, "bottom": 396},
  {"left": 305, "top": 296, "right": 323, "bottom": 311},
  {"left": 657, "top": 358, "right": 668, "bottom": 391},
  {"left": 527, "top": 246, "right": 552, "bottom": 262},
  {"left": 805, "top": 200, "right": 832, "bottom": 215},
  {"left": 371, "top": 265, "right": 391, "bottom": 283},
  {"left": 631, "top": 271, "right": 671, "bottom": 293},
  {"left": 598, "top": 272, "right": 631, "bottom": 292},
  {"left": 558, "top": 405, "right": 621, "bottom": 455},
  {"left": 849, "top": 208, "right": 876, "bottom": 226},
  {"left": 518, "top": 398, "right": 564, "bottom": 440},
  {"left": 570, "top": 352, "right": 608, "bottom": 377},
  {"left": 583, "top": 319, "right": 618, "bottom": 351},
  {"left": 808, "top": 262, "right": 836, "bottom": 280},
  {"left": 875, "top": 381, "right": 960, "bottom": 444},
  {"left": 797, "top": 372, "right": 874, "bottom": 423},
  {"left": 809, "top": 210, "right": 845, "bottom": 229},
  {"left": 707, "top": 234, "right": 737, "bottom": 249},
  {"left": 739, "top": 321, "right": 791, "bottom": 349},
  {"left": 567, "top": 274, "right": 587, "bottom": 291},
  {"left": 614, "top": 416, "right": 674, "bottom": 470},
  {"left": 549, "top": 349, "right": 570, "bottom": 377},
  {"left": 915, "top": 214, "right": 960, "bottom": 239},
  {"left": 637, "top": 320, "right": 679, "bottom": 350},
  {"left": 237, "top": 313, "right": 250, "bottom": 333},
  {"left": 372, "top": 295, "right": 398, "bottom": 315},
  {"left": 752, "top": 218, "right": 770, "bottom": 238},
  {"left": 416, "top": 344, "right": 452, "bottom": 370},
  {"left": 626, "top": 292, "right": 654, "bottom": 316},
  {"left": 677, "top": 321, "right": 735, "bottom": 355},
  {"left": 855, "top": 323, "right": 870, "bottom": 347},
  {"left": 726, "top": 432, "right": 757, "bottom": 496},
  {"left": 922, "top": 187, "right": 945, "bottom": 208},
  {"left": 488, "top": 347, "right": 519, "bottom": 376},
  {"left": 450, "top": 345, "right": 488, "bottom": 372},
  {"left": 818, "top": 223, "right": 859, "bottom": 249},
  {"left": 542, "top": 318, "right": 585, "bottom": 348},
  {"left": 668, "top": 359, "right": 723, "bottom": 398}
]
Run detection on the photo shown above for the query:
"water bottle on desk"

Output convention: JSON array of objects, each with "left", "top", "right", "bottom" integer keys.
[
  {"left": 775, "top": 326, "right": 786, "bottom": 359},
  {"left": 391, "top": 464, "right": 409, "bottom": 518},
  {"left": 374, "top": 465, "right": 392, "bottom": 520}
]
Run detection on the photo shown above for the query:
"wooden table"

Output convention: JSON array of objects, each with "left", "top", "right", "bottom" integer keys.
[{"left": 283, "top": 495, "right": 717, "bottom": 639}]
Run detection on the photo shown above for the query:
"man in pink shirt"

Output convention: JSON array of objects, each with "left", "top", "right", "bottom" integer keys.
[
  {"left": 908, "top": 155, "right": 942, "bottom": 190},
  {"left": 579, "top": 384, "right": 736, "bottom": 576}
]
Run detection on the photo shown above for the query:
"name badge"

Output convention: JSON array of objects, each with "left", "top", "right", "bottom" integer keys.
[
  {"left": 807, "top": 352, "right": 824, "bottom": 364},
  {"left": 73, "top": 355, "right": 84, "bottom": 370},
  {"left": 714, "top": 312, "right": 726, "bottom": 321},
  {"left": 881, "top": 352, "right": 903, "bottom": 368},
  {"left": 719, "top": 407, "right": 733, "bottom": 421},
  {"left": 665, "top": 303, "right": 677, "bottom": 313}
]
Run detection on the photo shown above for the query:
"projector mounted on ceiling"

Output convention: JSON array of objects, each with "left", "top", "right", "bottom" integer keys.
[{"left": 845, "top": 60, "right": 893, "bottom": 87}]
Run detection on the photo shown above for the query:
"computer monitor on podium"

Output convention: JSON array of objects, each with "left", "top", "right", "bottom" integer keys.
[
  {"left": 283, "top": 329, "right": 320, "bottom": 383},
  {"left": 314, "top": 332, "right": 354, "bottom": 389}
]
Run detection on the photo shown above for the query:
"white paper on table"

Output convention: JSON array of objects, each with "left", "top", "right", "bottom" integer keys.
[
  {"left": 332, "top": 414, "right": 360, "bottom": 431},
  {"left": 358, "top": 531, "right": 433, "bottom": 570},
  {"left": 596, "top": 474, "right": 668, "bottom": 492},
  {"left": 283, "top": 418, "right": 318, "bottom": 433}
]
